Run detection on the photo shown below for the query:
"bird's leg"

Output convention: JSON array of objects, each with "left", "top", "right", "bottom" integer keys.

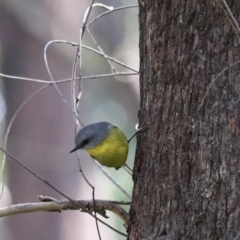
[
  {"left": 122, "top": 164, "right": 144, "bottom": 179},
  {"left": 123, "top": 164, "right": 133, "bottom": 175}
]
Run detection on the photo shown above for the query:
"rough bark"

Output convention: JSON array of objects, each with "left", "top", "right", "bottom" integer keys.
[{"left": 129, "top": 1, "right": 240, "bottom": 239}]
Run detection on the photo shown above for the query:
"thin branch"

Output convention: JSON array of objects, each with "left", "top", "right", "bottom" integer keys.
[
  {"left": 87, "top": 5, "right": 138, "bottom": 28},
  {"left": 73, "top": 0, "right": 97, "bottom": 115},
  {"left": 0, "top": 202, "right": 61, "bottom": 217},
  {"left": 43, "top": 40, "right": 85, "bottom": 128},
  {"left": 82, "top": 72, "right": 138, "bottom": 79},
  {"left": 217, "top": 0, "right": 240, "bottom": 41},
  {"left": 95, "top": 161, "right": 132, "bottom": 200},
  {"left": 71, "top": 41, "right": 80, "bottom": 118},
  {"left": 198, "top": 59, "right": 240, "bottom": 109},
  {"left": 0, "top": 73, "right": 53, "bottom": 83},
  {"left": 0, "top": 196, "right": 129, "bottom": 237},
  {"left": 77, "top": 1, "right": 105, "bottom": 238},
  {"left": 86, "top": 27, "right": 120, "bottom": 79},
  {"left": 233, "top": 232, "right": 240, "bottom": 240},
  {"left": 0, "top": 84, "right": 51, "bottom": 199},
  {"left": 81, "top": 0, "right": 96, "bottom": 38},
  {"left": 0, "top": 196, "right": 129, "bottom": 228},
  {"left": 0, "top": 72, "right": 138, "bottom": 83},
  {"left": 44, "top": 40, "right": 73, "bottom": 112},
  {"left": 82, "top": 45, "right": 138, "bottom": 73},
  {"left": 0, "top": 148, "right": 80, "bottom": 204}
]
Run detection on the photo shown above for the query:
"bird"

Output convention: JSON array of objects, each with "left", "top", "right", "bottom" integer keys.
[{"left": 70, "top": 122, "right": 129, "bottom": 170}]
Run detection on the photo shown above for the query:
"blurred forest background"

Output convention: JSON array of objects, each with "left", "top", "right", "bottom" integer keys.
[{"left": 0, "top": 0, "right": 139, "bottom": 239}]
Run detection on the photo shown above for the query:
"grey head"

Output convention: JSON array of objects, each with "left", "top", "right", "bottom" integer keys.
[{"left": 70, "top": 122, "right": 113, "bottom": 153}]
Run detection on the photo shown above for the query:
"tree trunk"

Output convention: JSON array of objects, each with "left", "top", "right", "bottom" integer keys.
[{"left": 129, "top": 1, "right": 240, "bottom": 239}]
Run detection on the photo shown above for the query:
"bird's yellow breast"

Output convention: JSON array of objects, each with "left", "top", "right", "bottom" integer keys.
[{"left": 87, "top": 126, "right": 128, "bottom": 168}]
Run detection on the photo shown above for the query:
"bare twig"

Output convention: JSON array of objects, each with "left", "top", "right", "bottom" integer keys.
[
  {"left": 0, "top": 73, "right": 54, "bottom": 83},
  {"left": 217, "top": 0, "right": 240, "bottom": 41},
  {"left": 82, "top": 45, "right": 138, "bottom": 73},
  {"left": 0, "top": 84, "right": 51, "bottom": 199},
  {"left": 233, "top": 232, "right": 240, "bottom": 240},
  {"left": 95, "top": 161, "right": 132, "bottom": 200},
  {"left": 86, "top": 27, "right": 119, "bottom": 79},
  {"left": 83, "top": 72, "right": 138, "bottom": 79},
  {"left": 0, "top": 196, "right": 129, "bottom": 228},
  {"left": 199, "top": 59, "right": 240, "bottom": 109},
  {"left": 44, "top": 40, "right": 73, "bottom": 112},
  {"left": 0, "top": 72, "right": 138, "bottom": 83},
  {"left": 0, "top": 197, "right": 129, "bottom": 236},
  {"left": 87, "top": 5, "right": 138, "bottom": 27},
  {"left": 78, "top": 1, "right": 104, "bottom": 238}
]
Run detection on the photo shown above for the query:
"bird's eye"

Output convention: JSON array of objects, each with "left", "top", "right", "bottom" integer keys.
[{"left": 82, "top": 139, "right": 89, "bottom": 146}]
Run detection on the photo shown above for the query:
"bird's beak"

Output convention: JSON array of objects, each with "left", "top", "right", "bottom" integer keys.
[{"left": 69, "top": 146, "right": 79, "bottom": 153}]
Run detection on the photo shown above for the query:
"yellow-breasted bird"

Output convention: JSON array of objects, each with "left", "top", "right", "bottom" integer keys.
[{"left": 70, "top": 122, "right": 129, "bottom": 170}]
